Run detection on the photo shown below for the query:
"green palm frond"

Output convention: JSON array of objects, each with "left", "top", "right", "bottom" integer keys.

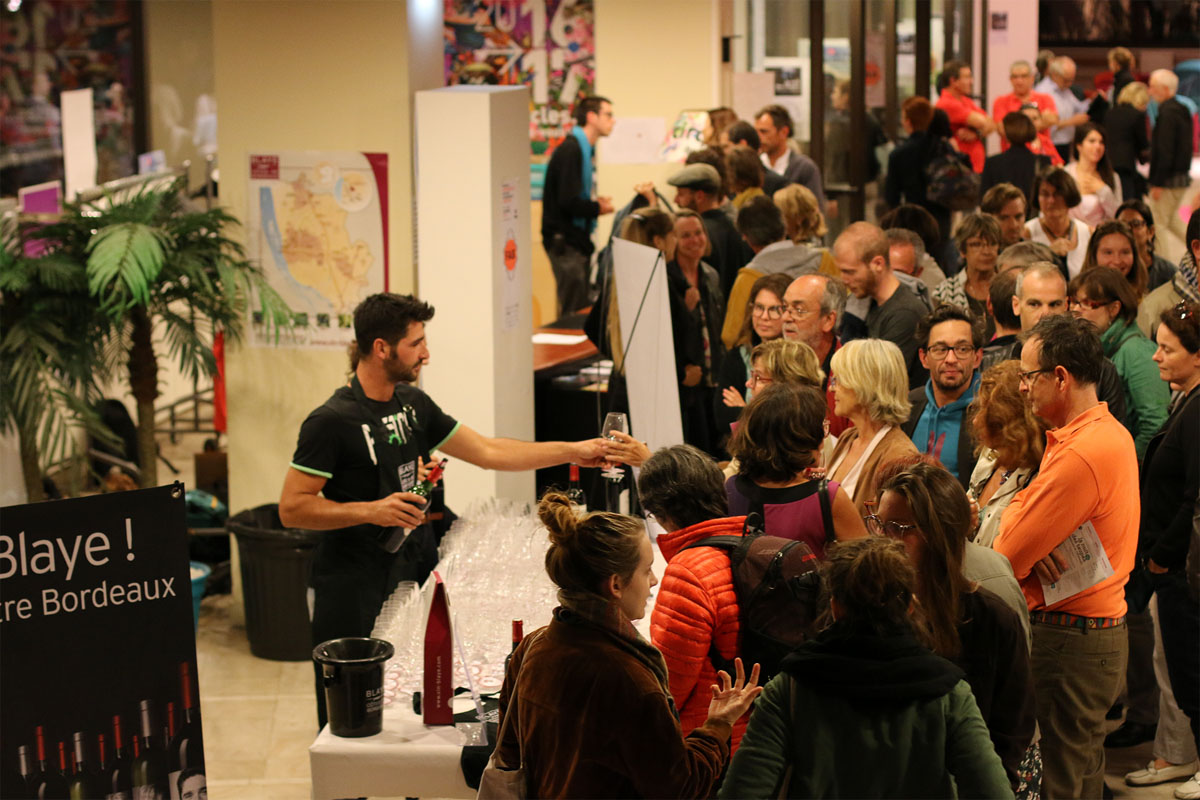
[
  {"left": 158, "top": 307, "right": 217, "bottom": 382},
  {"left": 86, "top": 222, "right": 170, "bottom": 310}
]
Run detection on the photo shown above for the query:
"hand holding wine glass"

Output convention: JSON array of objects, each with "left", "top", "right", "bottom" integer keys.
[{"left": 600, "top": 412, "right": 629, "bottom": 480}]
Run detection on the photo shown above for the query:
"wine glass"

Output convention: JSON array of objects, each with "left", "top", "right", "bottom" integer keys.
[{"left": 600, "top": 412, "right": 628, "bottom": 481}]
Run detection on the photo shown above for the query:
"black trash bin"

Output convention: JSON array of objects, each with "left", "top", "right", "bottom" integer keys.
[{"left": 227, "top": 504, "right": 321, "bottom": 661}]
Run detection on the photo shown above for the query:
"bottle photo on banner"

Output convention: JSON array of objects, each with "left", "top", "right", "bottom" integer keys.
[{"left": 0, "top": 483, "right": 206, "bottom": 800}]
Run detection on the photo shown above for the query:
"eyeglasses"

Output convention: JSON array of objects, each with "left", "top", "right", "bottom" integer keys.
[
  {"left": 784, "top": 302, "right": 817, "bottom": 318},
  {"left": 925, "top": 343, "right": 976, "bottom": 360},
  {"left": 1018, "top": 368, "right": 1053, "bottom": 385},
  {"left": 965, "top": 239, "right": 999, "bottom": 250},
  {"left": 748, "top": 371, "right": 773, "bottom": 386},
  {"left": 864, "top": 515, "right": 920, "bottom": 539},
  {"left": 1068, "top": 296, "right": 1110, "bottom": 311},
  {"left": 752, "top": 304, "right": 785, "bottom": 319}
]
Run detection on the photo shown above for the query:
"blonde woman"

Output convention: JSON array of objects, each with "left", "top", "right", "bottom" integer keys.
[{"left": 826, "top": 338, "right": 919, "bottom": 514}]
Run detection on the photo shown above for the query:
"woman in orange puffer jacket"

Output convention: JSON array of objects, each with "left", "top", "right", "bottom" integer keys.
[{"left": 638, "top": 443, "right": 752, "bottom": 749}]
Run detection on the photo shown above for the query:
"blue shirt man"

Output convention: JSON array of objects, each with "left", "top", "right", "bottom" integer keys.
[{"left": 901, "top": 305, "right": 985, "bottom": 486}]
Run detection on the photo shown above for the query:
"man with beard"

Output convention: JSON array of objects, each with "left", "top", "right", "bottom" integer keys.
[
  {"left": 280, "top": 293, "right": 607, "bottom": 728},
  {"left": 901, "top": 305, "right": 984, "bottom": 486},
  {"left": 834, "top": 221, "right": 929, "bottom": 388}
]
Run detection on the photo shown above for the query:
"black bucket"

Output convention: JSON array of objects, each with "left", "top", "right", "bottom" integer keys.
[{"left": 313, "top": 637, "right": 395, "bottom": 737}]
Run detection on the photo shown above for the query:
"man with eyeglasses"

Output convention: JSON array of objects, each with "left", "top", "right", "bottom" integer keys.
[
  {"left": 781, "top": 273, "right": 851, "bottom": 435},
  {"left": 901, "top": 305, "right": 984, "bottom": 486},
  {"left": 719, "top": 196, "right": 830, "bottom": 349},
  {"left": 994, "top": 314, "right": 1139, "bottom": 800}
]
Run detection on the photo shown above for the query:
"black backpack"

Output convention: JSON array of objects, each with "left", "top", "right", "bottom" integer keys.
[
  {"left": 683, "top": 487, "right": 833, "bottom": 685},
  {"left": 924, "top": 137, "right": 981, "bottom": 211}
]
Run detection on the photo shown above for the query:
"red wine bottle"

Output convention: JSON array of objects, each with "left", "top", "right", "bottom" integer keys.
[
  {"left": 567, "top": 464, "right": 586, "bottom": 514},
  {"left": 130, "top": 701, "right": 168, "bottom": 800},
  {"left": 32, "top": 727, "right": 68, "bottom": 799},
  {"left": 168, "top": 663, "right": 204, "bottom": 800},
  {"left": 503, "top": 619, "right": 524, "bottom": 672},
  {"left": 68, "top": 732, "right": 101, "bottom": 800},
  {"left": 105, "top": 715, "right": 133, "bottom": 800},
  {"left": 378, "top": 458, "right": 447, "bottom": 552}
]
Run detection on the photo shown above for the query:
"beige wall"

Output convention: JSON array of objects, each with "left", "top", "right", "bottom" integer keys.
[{"left": 214, "top": 0, "right": 443, "bottom": 521}]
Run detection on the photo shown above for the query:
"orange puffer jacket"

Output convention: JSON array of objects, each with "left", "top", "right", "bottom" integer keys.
[{"left": 650, "top": 516, "right": 748, "bottom": 750}]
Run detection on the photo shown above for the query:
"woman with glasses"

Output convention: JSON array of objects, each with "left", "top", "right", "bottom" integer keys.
[
  {"left": 1117, "top": 199, "right": 1178, "bottom": 292},
  {"left": 725, "top": 383, "right": 867, "bottom": 559},
  {"left": 966, "top": 361, "right": 1048, "bottom": 549},
  {"left": 714, "top": 273, "right": 792, "bottom": 442},
  {"left": 1068, "top": 266, "right": 1169, "bottom": 458},
  {"left": 1065, "top": 122, "right": 1123, "bottom": 228},
  {"left": 827, "top": 339, "right": 920, "bottom": 515},
  {"left": 1026, "top": 167, "right": 1091, "bottom": 279},
  {"left": 1082, "top": 219, "right": 1150, "bottom": 301},
  {"left": 934, "top": 213, "right": 1004, "bottom": 340},
  {"left": 1131, "top": 301, "right": 1200, "bottom": 797},
  {"left": 869, "top": 462, "right": 1038, "bottom": 797},
  {"left": 720, "top": 536, "right": 1013, "bottom": 799}
]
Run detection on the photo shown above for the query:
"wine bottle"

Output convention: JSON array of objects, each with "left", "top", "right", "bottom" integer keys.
[
  {"left": 130, "top": 701, "right": 168, "bottom": 800},
  {"left": 378, "top": 458, "right": 448, "bottom": 553},
  {"left": 503, "top": 619, "right": 524, "bottom": 673},
  {"left": 168, "top": 662, "right": 204, "bottom": 800},
  {"left": 162, "top": 704, "right": 177, "bottom": 800},
  {"left": 566, "top": 464, "right": 587, "bottom": 514},
  {"left": 11, "top": 743, "right": 37, "bottom": 799},
  {"left": 105, "top": 715, "right": 133, "bottom": 800},
  {"left": 32, "top": 726, "right": 68, "bottom": 799},
  {"left": 68, "top": 732, "right": 101, "bottom": 800}
]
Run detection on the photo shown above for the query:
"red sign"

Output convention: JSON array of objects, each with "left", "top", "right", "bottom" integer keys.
[
  {"left": 249, "top": 155, "right": 280, "bottom": 180},
  {"left": 504, "top": 238, "right": 517, "bottom": 272}
]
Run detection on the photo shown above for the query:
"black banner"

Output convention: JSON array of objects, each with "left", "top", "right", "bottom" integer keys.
[{"left": 1, "top": 483, "right": 207, "bottom": 800}]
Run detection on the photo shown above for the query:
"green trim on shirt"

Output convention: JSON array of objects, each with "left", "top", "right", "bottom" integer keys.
[
  {"left": 431, "top": 421, "right": 462, "bottom": 453},
  {"left": 290, "top": 462, "right": 333, "bottom": 479}
]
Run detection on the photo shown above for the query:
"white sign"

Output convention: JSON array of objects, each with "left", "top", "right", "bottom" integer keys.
[{"left": 60, "top": 88, "right": 97, "bottom": 200}]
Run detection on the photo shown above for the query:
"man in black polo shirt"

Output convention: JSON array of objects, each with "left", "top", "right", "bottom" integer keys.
[{"left": 280, "top": 293, "right": 607, "bottom": 727}]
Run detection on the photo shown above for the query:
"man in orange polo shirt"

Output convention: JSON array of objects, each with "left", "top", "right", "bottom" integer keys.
[
  {"left": 936, "top": 60, "right": 997, "bottom": 173},
  {"left": 993, "top": 59, "right": 1063, "bottom": 165},
  {"left": 995, "top": 314, "right": 1139, "bottom": 800}
]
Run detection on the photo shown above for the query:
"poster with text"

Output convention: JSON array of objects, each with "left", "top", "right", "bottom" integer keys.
[
  {"left": 444, "top": 0, "right": 595, "bottom": 165},
  {"left": 246, "top": 151, "right": 389, "bottom": 348},
  {"left": 1, "top": 484, "right": 206, "bottom": 800}
]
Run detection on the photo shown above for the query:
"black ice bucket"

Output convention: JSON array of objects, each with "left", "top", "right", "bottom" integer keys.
[{"left": 313, "top": 637, "right": 395, "bottom": 737}]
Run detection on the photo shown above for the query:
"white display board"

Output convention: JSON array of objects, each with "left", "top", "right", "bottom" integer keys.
[
  {"left": 611, "top": 238, "right": 684, "bottom": 453},
  {"left": 416, "top": 86, "right": 535, "bottom": 509}
]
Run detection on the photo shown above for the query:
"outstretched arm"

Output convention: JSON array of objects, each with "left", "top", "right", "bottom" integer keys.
[{"left": 437, "top": 423, "right": 608, "bottom": 471}]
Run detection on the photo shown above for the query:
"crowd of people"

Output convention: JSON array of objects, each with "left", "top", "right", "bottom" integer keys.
[{"left": 509, "top": 51, "right": 1200, "bottom": 800}]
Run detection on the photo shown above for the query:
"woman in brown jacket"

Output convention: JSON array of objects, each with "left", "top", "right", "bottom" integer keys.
[
  {"left": 493, "top": 493, "right": 762, "bottom": 799},
  {"left": 827, "top": 338, "right": 920, "bottom": 515}
]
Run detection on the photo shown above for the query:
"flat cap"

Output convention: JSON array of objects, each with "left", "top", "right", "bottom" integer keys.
[{"left": 666, "top": 163, "right": 721, "bottom": 193}]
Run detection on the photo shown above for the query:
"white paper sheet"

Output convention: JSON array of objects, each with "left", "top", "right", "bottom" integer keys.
[
  {"left": 531, "top": 332, "right": 589, "bottom": 345},
  {"left": 597, "top": 117, "right": 666, "bottom": 164},
  {"left": 60, "top": 88, "right": 97, "bottom": 200},
  {"left": 1040, "top": 520, "right": 1115, "bottom": 606}
]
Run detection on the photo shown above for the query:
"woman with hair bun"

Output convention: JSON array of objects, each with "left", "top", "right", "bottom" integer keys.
[
  {"left": 494, "top": 492, "right": 762, "bottom": 799},
  {"left": 720, "top": 537, "right": 1013, "bottom": 799}
]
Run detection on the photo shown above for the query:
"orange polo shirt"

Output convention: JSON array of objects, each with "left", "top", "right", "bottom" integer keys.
[
  {"left": 992, "top": 92, "right": 1065, "bottom": 166},
  {"left": 994, "top": 402, "right": 1138, "bottom": 618},
  {"left": 937, "top": 88, "right": 987, "bottom": 172}
]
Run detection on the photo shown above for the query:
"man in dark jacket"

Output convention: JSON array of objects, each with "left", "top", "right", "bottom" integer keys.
[
  {"left": 902, "top": 305, "right": 983, "bottom": 487},
  {"left": 1148, "top": 70, "right": 1194, "bottom": 263},
  {"left": 541, "top": 96, "right": 615, "bottom": 317},
  {"left": 669, "top": 163, "right": 752, "bottom": 297}
]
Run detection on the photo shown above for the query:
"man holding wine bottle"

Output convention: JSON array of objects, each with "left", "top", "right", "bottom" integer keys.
[{"left": 280, "top": 292, "right": 610, "bottom": 728}]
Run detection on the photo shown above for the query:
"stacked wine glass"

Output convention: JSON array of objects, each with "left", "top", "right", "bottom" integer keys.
[{"left": 372, "top": 499, "right": 560, "bottom": 705}]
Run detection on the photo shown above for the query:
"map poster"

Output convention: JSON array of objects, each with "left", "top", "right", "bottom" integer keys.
[{"left": 246, "top": 151, "right": 388, "bottom": 348}]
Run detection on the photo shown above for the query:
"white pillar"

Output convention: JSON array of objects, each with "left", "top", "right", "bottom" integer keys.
[{"left": 416, "top": 85, "right": 535, "bottom": 511}]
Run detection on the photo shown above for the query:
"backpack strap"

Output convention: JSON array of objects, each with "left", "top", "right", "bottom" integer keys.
[
  {"left": 817, "top": 478, "right": 834, "bottom": 546},
  {"left": 681, "top": 535, "right": 744, "bottom": 552}
]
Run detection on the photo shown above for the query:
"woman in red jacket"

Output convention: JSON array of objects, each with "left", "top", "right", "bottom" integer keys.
[{"left": 637, "top": 443, "right": 755, "bottom": 749}]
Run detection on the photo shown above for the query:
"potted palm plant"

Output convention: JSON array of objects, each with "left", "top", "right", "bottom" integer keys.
[{"left": 1, "top": 177, "right": 290, "bottom": 497}]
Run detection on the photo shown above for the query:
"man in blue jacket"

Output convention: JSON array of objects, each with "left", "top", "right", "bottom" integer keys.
[{"left": 902, "top": 304, "right": 984, "bottom": 486}]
